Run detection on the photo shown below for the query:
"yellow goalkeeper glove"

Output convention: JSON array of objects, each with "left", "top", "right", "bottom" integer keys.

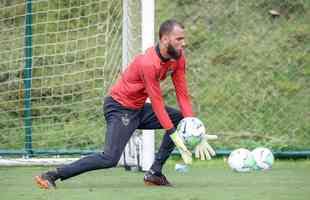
[
  {"left": 168, "top": 128, "right": 192, "bottom": 165},
  {"left": 195, "top": 133, "right": 218, "bottom": 160}
]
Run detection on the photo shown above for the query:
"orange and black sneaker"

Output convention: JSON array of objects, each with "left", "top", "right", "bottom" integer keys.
[
  {"left": 35, "top": 172, "right": 57, "bottom": 189},
  {"left": 143, "top": 170, "right": 173, "bottom": 187}
]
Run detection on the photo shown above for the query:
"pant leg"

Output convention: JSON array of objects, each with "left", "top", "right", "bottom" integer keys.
[
  {"left": 138, "top": 103, "right": 183, "bottom": 173},
  {"left": 57, "top": 96, "right": 141, "bottom": 180}
]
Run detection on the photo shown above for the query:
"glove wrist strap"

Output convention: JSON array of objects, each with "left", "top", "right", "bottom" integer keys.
[{"left": 166, "top": 127, "right": 176, "bottom": 135}]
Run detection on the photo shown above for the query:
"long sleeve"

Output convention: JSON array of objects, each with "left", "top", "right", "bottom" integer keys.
[
  {"left": 172, "top": 56, "right": 194, "bottom": 117},
  {"left": 140, "top": 64, "right": 174, "bottom": 130}
]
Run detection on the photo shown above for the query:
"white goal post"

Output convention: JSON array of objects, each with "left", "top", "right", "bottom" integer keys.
[{"left": 120, "top": 0, "right": 155, "bottom": 172}]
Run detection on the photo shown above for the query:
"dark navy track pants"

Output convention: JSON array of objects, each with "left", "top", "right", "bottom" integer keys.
[{"left": 57, "top": 96, "right": 183, "bottom": 180}]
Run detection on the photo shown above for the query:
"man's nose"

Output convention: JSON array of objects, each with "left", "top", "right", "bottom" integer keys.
[{"left": 181, "top": 40, "right": 186, "bottom": 48}]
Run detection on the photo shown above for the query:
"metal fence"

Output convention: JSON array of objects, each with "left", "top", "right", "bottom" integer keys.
[{"left": 156, "top": 0, "right": 310, "bottom": 151}]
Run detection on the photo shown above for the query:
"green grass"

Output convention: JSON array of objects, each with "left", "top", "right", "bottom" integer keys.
[
  {"left": 1, "top": 159, "right": 310, "bottom": 200},
  {"left": 0, "top": 0, "right": 309, "bottom": 152}
]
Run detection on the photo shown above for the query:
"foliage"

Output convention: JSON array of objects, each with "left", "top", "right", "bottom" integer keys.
[{"left": 156, "top": 0, "right": 310, "bottom": 150}]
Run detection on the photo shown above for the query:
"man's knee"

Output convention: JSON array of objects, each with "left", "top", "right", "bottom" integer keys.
[
  {"left": 99, "top": 152, "right": 121, "bottom": 168},
  {"left": 105, "top": 160, "right": 118, "bottom": 168}
]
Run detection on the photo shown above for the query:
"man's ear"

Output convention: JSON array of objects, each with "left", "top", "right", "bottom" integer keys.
[{"left": 161, "top": 35, "right": 169, "bottom": 47}]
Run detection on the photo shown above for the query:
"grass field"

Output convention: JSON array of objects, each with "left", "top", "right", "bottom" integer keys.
[{"left": 1, "top": 159, "right": 309, "bottom": 200}]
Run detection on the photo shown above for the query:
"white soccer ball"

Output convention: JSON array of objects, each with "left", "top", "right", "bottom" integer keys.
[
  {"left": 228, "top": 148, "right": 256, "bottom": 172},
  {"left": 177, "top": 117, "right": 205, "bottom": 150},
  {"left": 251, "top": 147, "right": 274, "bottom": 171}
]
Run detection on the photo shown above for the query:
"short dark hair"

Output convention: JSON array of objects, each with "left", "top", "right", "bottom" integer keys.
[{"left": 159, "top": 19, "right": 184, "bottom": 39}]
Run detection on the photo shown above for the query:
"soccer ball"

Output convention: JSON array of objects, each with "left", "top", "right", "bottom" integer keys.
[
  {"left": 251, "top": 147, "right": 274, "bottom": 171},
  {"left": 228, "top": 148, "right": 256, "bottom": 172},
  {"left": 177, "top": 117, "right": 205, "bottom": 150}
]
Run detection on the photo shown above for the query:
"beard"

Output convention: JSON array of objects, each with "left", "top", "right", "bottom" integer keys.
[{"left": 167, "top": 43, "right": 181, "bottom": 60}]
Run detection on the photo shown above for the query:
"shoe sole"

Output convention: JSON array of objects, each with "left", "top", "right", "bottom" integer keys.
[
  {"left": 35, "top": 176, "right": 51, "bottom": 189},
  {"left": 144, "top": 180, "right": 173, "bottom": 187},
  {"left": 144, "top": 180, "right": 158, "bottom": 186}
]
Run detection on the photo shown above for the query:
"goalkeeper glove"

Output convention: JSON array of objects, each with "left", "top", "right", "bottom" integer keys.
[
  {"left": 168, "top": 128, "right": 192, "bottom": 165},
  {"left": 195, "top": 133, "right": 218, "bottom": 160}
]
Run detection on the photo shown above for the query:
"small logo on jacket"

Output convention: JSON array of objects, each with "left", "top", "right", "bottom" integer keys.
[
  {"left": 122, "top": 114, "right": 130, "bottom": 126},
  {"left": 166, "top": 68, "right": 174, "bottom": 76}
]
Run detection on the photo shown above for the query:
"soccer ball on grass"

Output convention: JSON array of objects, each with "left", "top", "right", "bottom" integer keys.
[
  {"left": 177, "top": 117, "right": 205, "bottom": 150},
  {"left": 228, "top": 148, "right": 256, "bottom": 172},
  {"left": 251, "top": 147, "right": 274, "bottom": 171}
]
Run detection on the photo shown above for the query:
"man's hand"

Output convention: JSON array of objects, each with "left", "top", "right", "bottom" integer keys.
[
  {"left": 168, "top": 128, "right": 192, "bottom": 164},
  {"left": 195, "top": 134, "right": 218, "bottom": 160}
]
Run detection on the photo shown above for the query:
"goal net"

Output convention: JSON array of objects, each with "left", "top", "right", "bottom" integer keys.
[{"left": 0, "top": 0, "right": 152, "bottom": 168}]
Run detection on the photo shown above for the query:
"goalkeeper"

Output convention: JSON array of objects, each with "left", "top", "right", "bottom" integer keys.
[{"left": 35, "top": 19, "right": 217, "bottom": 189}]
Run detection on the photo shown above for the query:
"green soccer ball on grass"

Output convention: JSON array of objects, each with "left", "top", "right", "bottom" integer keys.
[
  {"left": 228, "top": 148, "right": 256, "bottom": 172},
  {"left": 251, "top": 147, "right": 274, "bottom": 171}
]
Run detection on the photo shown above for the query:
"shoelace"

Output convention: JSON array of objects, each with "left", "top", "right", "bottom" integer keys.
[{"left": 160, "top": 175, "right": 170, "bottom": 185}]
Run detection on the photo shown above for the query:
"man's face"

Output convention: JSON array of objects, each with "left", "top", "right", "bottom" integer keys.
[{"left": 166, "top": 26, "right": 186, "bottom": 59}]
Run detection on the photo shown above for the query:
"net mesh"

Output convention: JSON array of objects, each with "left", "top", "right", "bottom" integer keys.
[
  {"left": 0, "top": 0, "right": 123, "bottom": 151},
  {"left": 156, "top": 0, "right": 310, "bottom": 150}
]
